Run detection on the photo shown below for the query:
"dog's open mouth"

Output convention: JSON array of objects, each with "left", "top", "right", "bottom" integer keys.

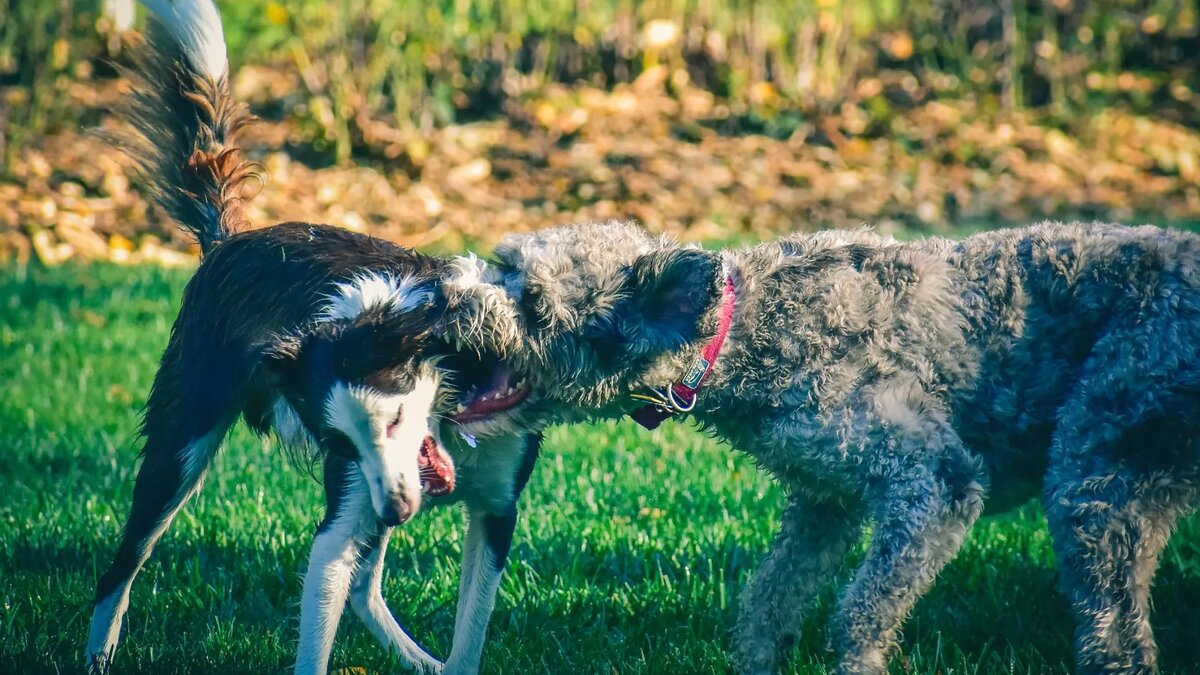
[
  {"left": 418, "top": 436, "right": 455, "bottom": 496},
  {"left": 447, "top": 357, "right": 530, "bottom": 423}
]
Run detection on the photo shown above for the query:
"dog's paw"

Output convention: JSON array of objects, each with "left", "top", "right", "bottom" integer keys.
[
  {"left": 83, "top": 651, "right": 112, "bottom": 675},
  {"left": 417, "top": 660, "right": 445, "bottom": 674}
]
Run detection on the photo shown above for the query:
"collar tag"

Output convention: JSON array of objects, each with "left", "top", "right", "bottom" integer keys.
[{"left": 680, "top": 357, "right": 709, "bottom": 390}]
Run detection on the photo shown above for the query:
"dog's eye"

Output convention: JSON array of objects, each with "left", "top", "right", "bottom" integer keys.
[{"left": 386, "top": 411, "right": 402, "bottom": 437}]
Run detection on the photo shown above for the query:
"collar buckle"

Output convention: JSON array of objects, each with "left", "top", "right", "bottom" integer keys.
[{"left": 629, "top": 271, "right": 736, "bottom": 430}]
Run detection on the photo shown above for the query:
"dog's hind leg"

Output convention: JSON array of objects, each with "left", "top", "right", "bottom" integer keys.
[
  {"left": 347, "top": 527, "right": 443, "bottom": 672},
  {"left": 733, "top": 494, "right": 864, "bottom": 674},
  {"left": 827, "top": 437, "right": 984, "bottom": 674},
  {"left": 443, "top": 433, "right": 542, "bottom": 675},
  {"left": 296, "top": 454, "right": 381, "bottom": 675},
  {"left": 1045, "top": 327, "right": 1200, "bottom": 675},
  {"left": 86, "top": 414, "right": 232, "bottom": 673},
  {"left": 1045, "top": 434, "right": 1199, "bottom": 674}
]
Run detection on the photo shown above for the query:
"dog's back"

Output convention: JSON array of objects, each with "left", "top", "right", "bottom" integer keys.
[
  {"left": 717, "top": 222, "right": 1200, "bottom": 498},
  {"left": 944, "top": 223, "right": 1200, "bottom": 491},
  {"left": 688, "top": 221, "right": 1200, "bottom": 671},
  {"left": 450, "top": 216, "right": 1200, "bottom": 672}
]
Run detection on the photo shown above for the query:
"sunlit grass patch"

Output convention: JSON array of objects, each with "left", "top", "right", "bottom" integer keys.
[{"left": 1, "top": 262, "right": 1198, "bottom": 674}]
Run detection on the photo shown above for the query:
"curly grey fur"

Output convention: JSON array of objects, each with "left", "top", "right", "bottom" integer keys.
[{"left": 444, "top": 219, "right": 1200, "bottom": 674}]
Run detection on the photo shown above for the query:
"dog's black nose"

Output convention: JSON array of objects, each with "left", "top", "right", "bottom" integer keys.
[{"left": 379, "top": 491, "right": 415, "bottom": 527}]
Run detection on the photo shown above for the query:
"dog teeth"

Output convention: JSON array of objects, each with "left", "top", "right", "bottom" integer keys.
[{"left": 454, "top": 404, "right": 466, "bottom": 414}]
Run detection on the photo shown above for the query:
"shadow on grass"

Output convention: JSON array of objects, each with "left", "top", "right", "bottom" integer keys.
[{"left": 4, "top": 502, "right": 1200, "bottom": 673}]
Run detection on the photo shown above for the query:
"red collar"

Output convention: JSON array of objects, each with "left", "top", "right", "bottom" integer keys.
[{"left": 630, "top": 273, "right": 736, "bottom": 430}]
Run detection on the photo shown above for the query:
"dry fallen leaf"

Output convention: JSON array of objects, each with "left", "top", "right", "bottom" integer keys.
[{"left": 9, "top": 68, "right": 1200, "bottom": 267}]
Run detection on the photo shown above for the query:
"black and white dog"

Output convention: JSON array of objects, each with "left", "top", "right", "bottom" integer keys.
[{"left": 86, "top": 2, "right": 534, "bottom": 673}]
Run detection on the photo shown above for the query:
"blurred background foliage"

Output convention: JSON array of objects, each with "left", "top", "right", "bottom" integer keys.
[
  {"left": 3, "top": 0, "right": 1200, "bottom": 263},
  {"left": 5, "top": 0, "right": 1198, "bottom": 164}
]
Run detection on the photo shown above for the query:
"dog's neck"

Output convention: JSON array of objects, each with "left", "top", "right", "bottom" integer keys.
[{"left": 629, "top": 260, "right": 737, "bottom": 429}]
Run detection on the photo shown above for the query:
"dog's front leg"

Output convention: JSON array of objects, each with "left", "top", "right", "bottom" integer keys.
[
  {"left": 296, "top": 456, "right": 377, "bottom": 675},
  {"left": 442, "top": 504, "right": 516, "bottom": 674},
  {"left": 827, "top": 447, "right": 984, "bottom": 675},
  {"left": 444, "top": 432, "right": 541, "bottom": 674},
  {"left": 347, "top": 526, "right": 443, "bottom": 672},
  {"left": 734, "top": 494, "right": 864, "bottom": 674}
]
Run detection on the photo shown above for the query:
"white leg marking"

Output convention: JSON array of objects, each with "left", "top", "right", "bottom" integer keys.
[
  {"left": 348, "top": 529, "right": 443, "bottom": 673},
  {"left": 179, "top": 425, "right": 227, "bottom": 496},
  {"left": 85, "top": 425, "right": 227, "bottom": 672},
  {"left": 443, "top": 507, "right": 509, "bottom": 675},
  {"left": 295, "top": 471, "right": 374, "bottom": 675},
  {"left": 86, "top": 585, "right": 132, "bottom": 674}
]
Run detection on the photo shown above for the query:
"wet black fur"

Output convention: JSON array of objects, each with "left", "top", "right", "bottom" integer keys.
[
  {"left": 95, "top": 223, "right": 447, "bottom": 604},
  {"left": 89, "top": 10, "right": 461, "bottom": 673}
]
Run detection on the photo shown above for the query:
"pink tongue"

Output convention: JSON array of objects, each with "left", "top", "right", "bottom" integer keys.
[
  {"left": 465, "top": 395, "right": 515, "bottom": 416},
  {"left": 418, "top": 436, "right": 455, "bottom": 495}
]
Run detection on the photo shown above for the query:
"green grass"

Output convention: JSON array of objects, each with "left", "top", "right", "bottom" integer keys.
[{"left": 2, "top": 262, "right": 1199, "bottom": 674}]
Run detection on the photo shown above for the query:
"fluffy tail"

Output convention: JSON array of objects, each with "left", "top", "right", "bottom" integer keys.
[{"left": 118, "top": 0, "right": 255, "bottom": 254}]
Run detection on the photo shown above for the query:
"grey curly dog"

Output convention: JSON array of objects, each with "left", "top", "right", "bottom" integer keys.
[{"left": 440, "top": 219, "right": 1200, "bottom": 674}]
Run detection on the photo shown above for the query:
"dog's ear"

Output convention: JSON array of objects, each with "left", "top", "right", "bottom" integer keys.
[{"left": 612, "top": 248, "right": 718, "bottom": 356}]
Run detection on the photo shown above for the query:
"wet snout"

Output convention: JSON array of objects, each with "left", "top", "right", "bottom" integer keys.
[{"left": 378, "top": 489, "right": 417, "bottom": 527}]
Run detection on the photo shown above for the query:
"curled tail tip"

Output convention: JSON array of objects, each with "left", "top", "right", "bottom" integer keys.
[
  {"left": 139, "top": 0, "right": 228, "bottom": 81},
  {"left": 120, "top": 0, "right": 255, "bottom": 253}
]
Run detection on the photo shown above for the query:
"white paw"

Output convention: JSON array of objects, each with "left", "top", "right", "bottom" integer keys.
[
  {"left": 416, "top": 658, "right": 444, "bottom": 674},
  {"left": 84, "top": 650, "right": 112, "bottom": 675}
]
